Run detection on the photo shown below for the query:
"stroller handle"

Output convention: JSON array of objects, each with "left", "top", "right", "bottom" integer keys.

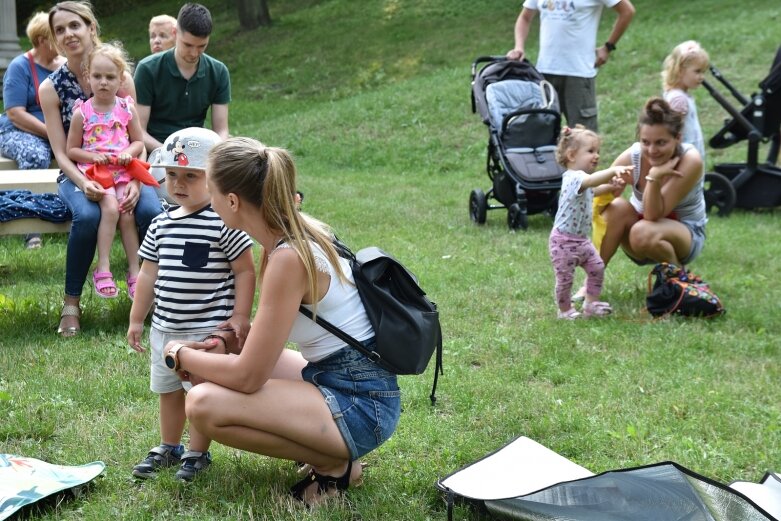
[
  {"left": 709, "top": 65, "right": 751, "bottom": 106},
  {"left": 471, "top": 55, "right": 509, "bottom": 78},
  {"left": 702, "top": 79, "right": 762, "bottom": 144}
]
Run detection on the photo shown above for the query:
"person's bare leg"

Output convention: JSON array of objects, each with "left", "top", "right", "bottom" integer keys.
[
  {"left": 268, "top": 348, "right": 308, "bottom": 381},
  {"left": 599, "top": 198, "right": 638, "bottom": 266},
  {"left": 118, "top": 212, "right": 141, "bottom": 281},
  {"left": 628, "top": 219, "right": 692, "bottom": 265},
  {"left": 186, "top": 378, "right": 362, "bottom": 504},
  {"left": 187, "top": 424, "right": 211, "bottom": 453},
  {"left": 187, "top": 380, "right": 348, "bottom": 463},
  {"left": 188, "top": 379, "right": 364, "bottom": 504},
  {"left": 95, "top": 197, "right": 120, "bottom": 282},
  {"left": 160, "top": 389, "right": 186, "bottom": 447}
]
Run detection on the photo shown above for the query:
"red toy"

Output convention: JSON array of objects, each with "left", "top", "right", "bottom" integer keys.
[{"left": 85, "top": 157, "right": 160, "bottom": 189}]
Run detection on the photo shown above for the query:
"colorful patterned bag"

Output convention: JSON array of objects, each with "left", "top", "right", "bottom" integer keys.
[{"left": 646, "top": 263, "right": 725, "bottom": 318}]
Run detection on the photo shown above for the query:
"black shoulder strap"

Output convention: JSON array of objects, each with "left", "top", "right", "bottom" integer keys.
[
  {"left": 298, "top": 305, "right": 441, "bottom": 406},
  {"left": 297, "top": 306, "right": 376, "bottom": 361}
]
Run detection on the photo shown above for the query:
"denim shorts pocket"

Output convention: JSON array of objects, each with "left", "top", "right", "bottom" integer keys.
[
  {"left": 182, "top": 241, "right": 210, "bottom": 268},
  {"left": 369, "top": 388, "right": 402, "bottom": 446}
]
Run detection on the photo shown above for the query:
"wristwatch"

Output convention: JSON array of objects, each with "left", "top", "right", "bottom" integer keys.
[
  {"left": 164, "top": 343, "right": 186, "bottom": 372},
  {"left": 605, "top": 41, "right": 617, "bottom": 52}
]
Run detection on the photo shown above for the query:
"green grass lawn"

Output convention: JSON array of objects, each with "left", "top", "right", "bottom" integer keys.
[{"left": 2, "top": 0, "right": 781, "bottom": 519}]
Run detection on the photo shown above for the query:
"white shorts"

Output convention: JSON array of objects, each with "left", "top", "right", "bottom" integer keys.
[{"left": 149, "top": 328, "right": 208, "bottom": 394}]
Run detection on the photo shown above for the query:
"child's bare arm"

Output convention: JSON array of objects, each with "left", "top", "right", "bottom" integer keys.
[
  {"left": 127, "top": 260, "right": 159, "bottom": 352},
  {"left": 223, "top": 248, "right": 256, "bottom": 346},
  {"left": 581, "top": 165, "right": 634, "bottom": 189},
  {"left": 65, "top": 111, "right": 95, "bottom": 166},
  {"left": 117, "top": 106, "right": 145, "bottom": 165}
]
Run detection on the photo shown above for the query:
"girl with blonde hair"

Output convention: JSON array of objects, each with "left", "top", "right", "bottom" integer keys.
[
  {"left": 39, "top": 1, "right": 161, "bottom": 334},
  {"left": 662, "top": 40, "right": 710, "bottom": 162}
]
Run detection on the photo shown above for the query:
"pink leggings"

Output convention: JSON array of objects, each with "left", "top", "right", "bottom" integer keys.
[{"left": 549, "top": 228, "right": 605, "bottom": 310}]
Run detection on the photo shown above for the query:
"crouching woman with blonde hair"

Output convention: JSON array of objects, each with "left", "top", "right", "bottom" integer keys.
[{"left": 161, "top": 137, "right": 401, "bottom": 505}]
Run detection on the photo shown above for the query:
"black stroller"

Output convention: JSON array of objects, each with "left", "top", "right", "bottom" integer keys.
[
  {"left": 701, "top": 45, "right": 781, "bottom": 216},
  {"left": 468, "top": 56, "right": 563, "bottom": 230}
]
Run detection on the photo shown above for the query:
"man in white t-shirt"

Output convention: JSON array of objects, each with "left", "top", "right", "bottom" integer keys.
[{"left": 506, "top": 0, "right": 635, "bottom": 131}]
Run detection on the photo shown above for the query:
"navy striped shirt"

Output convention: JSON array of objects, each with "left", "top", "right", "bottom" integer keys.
[{"left": 139, "top": 205, "right": 254, "bottom": 333}]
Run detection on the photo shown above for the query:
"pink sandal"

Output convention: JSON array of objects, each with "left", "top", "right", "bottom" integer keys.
[
  {"left": 126, "top": 275, "right": 138, "bottom": 301},
  {"left": 583, "top": 301, "right": 612, "bottom": 317},
  {"left": 557, "top": 308, "right": 581, "bottom": 320},
  {"left": 93, "top": 271, "right": 118, "bottom": 299}
]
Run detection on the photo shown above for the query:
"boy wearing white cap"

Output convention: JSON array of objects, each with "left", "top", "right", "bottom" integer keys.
[{"left": 127, "top": 128, "right": 255, "bottom": 481}]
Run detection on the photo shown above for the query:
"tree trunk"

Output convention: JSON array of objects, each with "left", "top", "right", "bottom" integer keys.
[{"left": 237, "top": 0, "right": 272, "bottom": 30}]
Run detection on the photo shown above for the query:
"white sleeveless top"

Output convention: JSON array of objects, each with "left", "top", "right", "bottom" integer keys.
[{"left": 280, "top": 241, "right": 374, "bottom": 362}]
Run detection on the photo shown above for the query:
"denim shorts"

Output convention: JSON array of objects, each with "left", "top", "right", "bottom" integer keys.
[
  {"left": 626, "top": 218, "right": 707, "bottom": 266},
  {"left": 302, "top": 342, "right": 401, "bottom": 461}
]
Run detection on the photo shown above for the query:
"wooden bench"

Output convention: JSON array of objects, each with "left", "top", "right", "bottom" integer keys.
[
  {"left": 0, "top": 168, "right": 71, "bottom": 236},
  {"left": 0, "top": 154, "right": 58, "bottom": 170}
]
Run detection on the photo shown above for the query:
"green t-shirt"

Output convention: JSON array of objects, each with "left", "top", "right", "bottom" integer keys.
[{"left": 134, "top": 49, "right": 231, "bottom": 143}]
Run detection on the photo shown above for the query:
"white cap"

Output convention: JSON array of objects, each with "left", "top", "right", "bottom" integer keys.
[{"left": 151, "top": 127, "right": 221, "bottom": 171}]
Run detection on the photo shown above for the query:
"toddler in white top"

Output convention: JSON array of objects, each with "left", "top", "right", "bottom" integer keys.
[
  {"left": 549, "top": 125, "right": 633, "bottom": 319},
  {"left": 662, "top": 41, "right": 709, "bottom": 162}
]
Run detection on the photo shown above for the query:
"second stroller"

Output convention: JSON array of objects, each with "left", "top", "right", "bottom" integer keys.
[{"left": 469, "top": 56, "right": 564, "bottom": 230}]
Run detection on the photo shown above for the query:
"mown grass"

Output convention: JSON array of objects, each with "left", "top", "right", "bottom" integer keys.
[{"left": 1, "top": 0, "right": 780, "bottom": 519}]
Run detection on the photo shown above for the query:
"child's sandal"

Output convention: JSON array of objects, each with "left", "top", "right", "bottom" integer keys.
[
  {"left": 93, "top": 271, "right": 118, "bottom": 299},
  {"left": 557, "top": 308, "right": 581, "bottom": 320},
  {"left": 583, "top": 301, "right": 612, "bottom": 317},
  {"left": 126, "top": 275, "right": 138, "bottom": 301},
  {"left": 290, "top": 460, "right": 352, "bottom": 505}
]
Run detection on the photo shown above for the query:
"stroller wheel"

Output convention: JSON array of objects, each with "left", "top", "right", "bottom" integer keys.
[
  {"left": 703, "top": 172, "right": 736, "bottom": 217},
  {"left": 469, "top": 189, "right": 488, "bottom": 224},
  {"left": 507, "top": 203, "right": 528, "bottom": 230}
]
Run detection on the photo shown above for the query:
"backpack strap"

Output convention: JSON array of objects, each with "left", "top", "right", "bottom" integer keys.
[
  {"left": 297, "top": 306, "right": 377, "bottom": 362},
  {"left": 298, "top": 304, "right": 441, "bottom": 406}
]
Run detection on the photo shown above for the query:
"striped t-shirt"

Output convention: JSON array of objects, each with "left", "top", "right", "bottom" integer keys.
[{"left": 138, "top": 205, "right": 254, "bottom": 333}]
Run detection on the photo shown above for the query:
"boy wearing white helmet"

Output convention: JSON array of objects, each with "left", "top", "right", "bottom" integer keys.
[{"left": 127, "top": 127, "right": 255, "bottom": 481}]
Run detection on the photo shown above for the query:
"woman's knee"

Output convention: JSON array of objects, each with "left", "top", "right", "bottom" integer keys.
[
  {"left": 185, "top": 383, "right": 219, "bottom": 427},
  {"left": 605, "top": 199, "right": 635, "bottom": 227},
  {"left": 628, "top": 220, "right": 659, "bottom": 253}
]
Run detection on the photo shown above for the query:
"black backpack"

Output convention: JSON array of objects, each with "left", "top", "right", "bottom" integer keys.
[
  {"left": 646, "top": 263, "right": 725, "bottom": 318},
  {"left": 299, "top": 240, "right": 443, "bottom": 404}
]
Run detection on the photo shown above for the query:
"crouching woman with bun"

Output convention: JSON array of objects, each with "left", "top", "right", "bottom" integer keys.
[
  {"left": 161, "top": 137, "right": 401, "bottom": 506},
  {"left": 599, "top": 96, "right": 707, "bottom": 268}
]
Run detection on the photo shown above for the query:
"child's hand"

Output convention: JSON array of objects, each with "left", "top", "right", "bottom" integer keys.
[
  {"left": 612, "top": 165, "right": 634, "bottom": 181},
  {"left": 92, "top": 153, "right": 111, "bottom": 165},
  {"left": 115, "top": 152, "right": 133, "bottom": 166},
  {"left": 609, "top": 175, "right": 627, "bottom": 197},
  {"left": 221, "top": 314, "right": 251, "bottom": 349},
  {"left": 127, "top": 322, "right": 146, "bottom": 353}
]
